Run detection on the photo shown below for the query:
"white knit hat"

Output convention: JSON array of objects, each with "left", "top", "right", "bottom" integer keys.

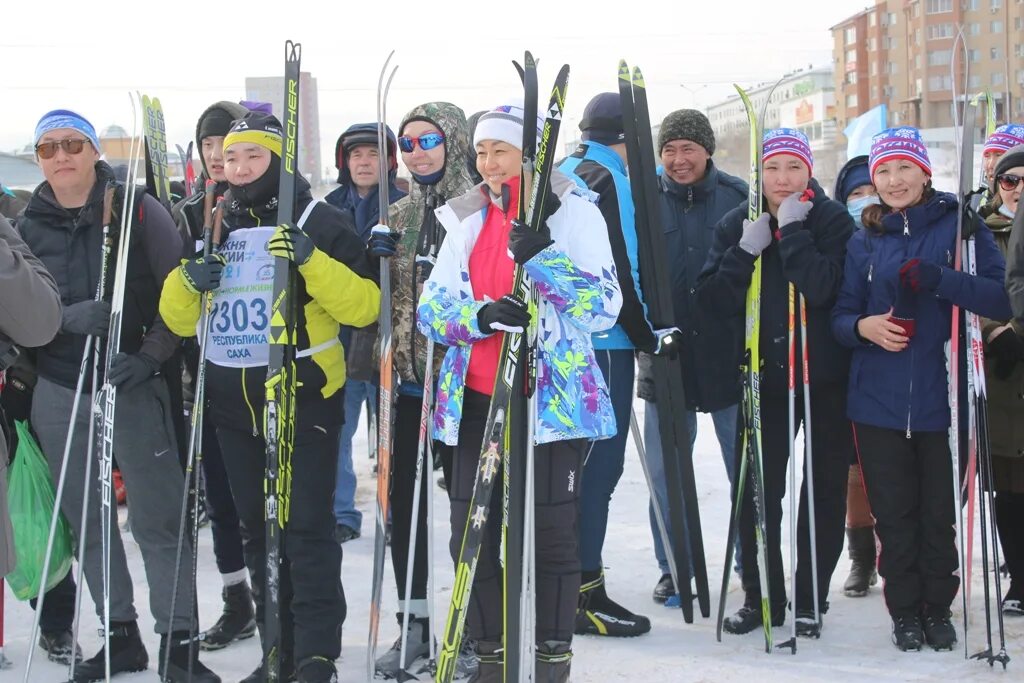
[{"left": 473, "top": 96, "right": 544, "bottom": 150}]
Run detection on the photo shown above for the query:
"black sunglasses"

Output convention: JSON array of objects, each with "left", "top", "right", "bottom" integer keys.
[{"left": 35, "top": 138, "right": 92, "bottom": 160}]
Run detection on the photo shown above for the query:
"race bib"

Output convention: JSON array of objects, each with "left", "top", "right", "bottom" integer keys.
[{"left": 204, "top": 226, "right": 275, "bottom": 368}]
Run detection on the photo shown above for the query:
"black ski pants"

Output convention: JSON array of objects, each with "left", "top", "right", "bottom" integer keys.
[
  {"left": 996, "top": 492, "right": 1024, "bottom": 591},
  {"left": 216, "top": 422, "right": 345, "bottom": 663},
  {"left": 389, "top": 393, "right": 435, "bottom": 616},
  {"left": 443, "top": 389, "right": 585, "bottom": 643},
  {"left": 738, "top": 380, "right": 851, "bottom": 614},
  {"left": 853, "top": 423, "right": 960, "bottom": 618},
  {"left": 200, "top": 415, "right": 245, "bottom": 576}
]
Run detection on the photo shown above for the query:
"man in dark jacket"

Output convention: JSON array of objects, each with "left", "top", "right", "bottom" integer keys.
[
  {"left": 698, "top": 128, "right": 855, "bottom": 639},
  {"left": 637, "top": 109, "right": 748, "bottom": 604},
  {"left": 324, "top": 122, "right": 406, "bottom": 544},
  {"left": 18, "top": 109, "right": 217, "bottom": 681}
]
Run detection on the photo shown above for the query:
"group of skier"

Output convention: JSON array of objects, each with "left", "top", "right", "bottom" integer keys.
[{"left": 0, "top": 47, "right": 1022, "bottom": 683}]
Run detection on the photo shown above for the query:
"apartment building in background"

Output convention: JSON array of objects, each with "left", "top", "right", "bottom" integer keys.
[{"left": 832, "top": 0, "right": 1024, "bottom": 132}]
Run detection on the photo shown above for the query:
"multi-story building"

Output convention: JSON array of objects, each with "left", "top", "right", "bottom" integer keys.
[
  {"left": 245, "top": 72, "right": 323, "bottom": 187},
  {"left": 832, "top": 0, "right": 1024, "bottom": 132}
]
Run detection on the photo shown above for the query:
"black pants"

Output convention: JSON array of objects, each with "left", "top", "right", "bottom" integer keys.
[
  {"left": 200, "top": 416, "right": 245, "bottom": 576},
  {"left": 29, "top": 568, "right": 78, "bottom": 632},
  {"left": 216, "top": 422, "right": 345, "bottom": 662},
  {"left": 738, "top": 380, "right": 851, "bottom": 613},
  {"left": 443, "top": 389, "right": 584, "bottom": 643},
  {"left": 389, "top": 394, "right": 434, "bottom": 613},
  {"left": 996, "top": 492, "right": 1024, "bottom": 590},
  {"left": 853, "top": 423, "right": 960, "bottom": 617}
]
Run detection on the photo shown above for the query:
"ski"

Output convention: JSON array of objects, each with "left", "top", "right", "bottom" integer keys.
[
  {"left": 715, "top": 83, "right": 775, "bottom": 652},
  {"left": 368, "top": 50, "right": 398, "bottom": 682},
  {"left": 263, "top": 39, "right": 302, "bottom": 683},
  {"left": 176, "top": 142, "right": 196, "bottom": 197},
  {"left": 435, "top": 56, "right": 569, "bottom": 683},
  {"left": 141, "top": 94, "right": 172, "bottom": 210},
  {"left": 618, "top": 61, "right": 705, "bottom": 623}
]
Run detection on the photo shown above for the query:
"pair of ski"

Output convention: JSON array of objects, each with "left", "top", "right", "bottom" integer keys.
[
  {"left": 433, "top": 52, "right": 567, "bottom": 683},
  {"left": 713, "top": 82, "right": 822, "bottom": 654},
  {"left": 23, "top": 94, "right": 145, "bottom": 683},
  {"left": 949, "top": 30, "right": 1010, "bottom": 667}
]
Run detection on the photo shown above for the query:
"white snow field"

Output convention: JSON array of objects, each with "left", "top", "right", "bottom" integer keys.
[{"left": 2, "top": 403, "right": 1021, "bottom": 682}]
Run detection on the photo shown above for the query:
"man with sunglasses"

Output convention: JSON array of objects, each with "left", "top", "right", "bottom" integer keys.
[
  {"left": 17, "top": 109, "right": 219, "bottom": 682},
  {"left": 324, "top": 123, "right": 407, "bottom": 547}
]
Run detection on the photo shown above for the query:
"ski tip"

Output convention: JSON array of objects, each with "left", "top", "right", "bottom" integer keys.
[
  {"left": 618, "top": 59, "right": 629, "bottom": 80},
  {"left": 524, "top": 50, "right": 536, "bottom": 68},
  {"left": 631, "top": 66, "right": 645, "bottom": 89}
]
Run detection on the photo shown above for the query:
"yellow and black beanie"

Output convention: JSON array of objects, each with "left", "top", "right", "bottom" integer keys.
[{"left": 223, "top": 112, "right": 283, "bottom": 157}]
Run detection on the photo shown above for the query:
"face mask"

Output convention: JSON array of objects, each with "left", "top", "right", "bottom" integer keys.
[
  {"left": 847, "top": 194, "right": 881, "bottom": 229},
  {"left": 998, "top": 203, "right": 1015, "bottom": 219}
]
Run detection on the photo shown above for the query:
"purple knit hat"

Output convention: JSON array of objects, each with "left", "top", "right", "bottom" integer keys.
[
  {"left": 869, "top": 127, "right": 932, "bottom": 177},
  {"left": 983, "top": 124, "right": 1024, "bottom": 157},
  {"left": 763, "top": 128, "right": 813, "bottom": 172}
]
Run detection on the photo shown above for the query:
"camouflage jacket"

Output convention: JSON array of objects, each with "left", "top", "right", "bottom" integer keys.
[{"left": 383, "top": 101, "right": 475, "bottom": 392}]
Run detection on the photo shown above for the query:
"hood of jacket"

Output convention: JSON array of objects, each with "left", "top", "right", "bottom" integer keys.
[
  {"left": 834, "top": 154, "right": 870, "bottom": 204},
  {"left": 194, "top": 101, "right": 249, "bottom": 176},
  {"left": 398, "top": 101, "right": 474, "bottom": 205},
  {"left": 333, "top": 122, "right": 398, "bottom": 187}
]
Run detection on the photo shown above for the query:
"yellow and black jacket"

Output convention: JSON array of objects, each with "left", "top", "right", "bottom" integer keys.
[{"left": 160, "top": 179, "right": 380, "bottom": 433}]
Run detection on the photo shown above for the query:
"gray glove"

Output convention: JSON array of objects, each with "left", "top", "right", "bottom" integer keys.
[
  {"left": 777, "top": 190, "right": 814, "bottom": 229},
  {"left": 61, "top": 300, "right": 111, "bottom": 338},
  {"left": 738, "top": 213, "right": 772, "bottom": 256}
]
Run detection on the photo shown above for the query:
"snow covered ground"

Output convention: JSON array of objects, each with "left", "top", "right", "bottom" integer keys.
[{"left": 3, "top": 403, "right": 1021, "bottom": 682}]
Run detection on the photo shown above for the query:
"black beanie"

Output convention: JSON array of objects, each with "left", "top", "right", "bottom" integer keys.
[
  {"left": 995, "top": 144, "right": 1024, "bottom": 178},
  {"left": 580, "top": 92, "right": 625, "bottom": 146},
  {"left": 196, "top": 101, "right": 250, "bottom": 144},
  {"left": 658, "top": 109, "right": 715, "bottom": 156}
]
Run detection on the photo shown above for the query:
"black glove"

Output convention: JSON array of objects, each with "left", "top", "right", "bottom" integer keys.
[
  {"left": 508, "top": 218, "right": 554, "bottom": 265},
  {"left": 61, "top": 300, "right": 111, "bottom": 338},
  {"left": 988, "top": 326, "right": 1024, "bottom": 380},
  {"left": 367, "top": 224, "right": 401, "bottom": 259},
  {"left": 107, "top": 352, "right": 160, "bottom": 392},
  {"left": 268, "top": 223, "right": 316, "bottom": 265},
  {"left": 477, "top": 295, "right": 530, "bottom": 334},
  {"left": 180, "top": 253, "right": 226, "bottom": 293}
]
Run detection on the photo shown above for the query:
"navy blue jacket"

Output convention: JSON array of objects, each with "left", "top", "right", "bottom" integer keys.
[
  {"left": 698, "top": 178, "right": 854, "bottom": 392},
  {"left": 832, "top": 191, "right": 1011, "bottom": 432},
  {"left": 324, "top": 123, "right": 406, "bottom": 241}
]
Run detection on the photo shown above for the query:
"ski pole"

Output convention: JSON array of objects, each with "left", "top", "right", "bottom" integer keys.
[
  {"left": 799, "top": 293, "right": 821, "bottom": 632},
  {"left": 778, "top": 283, "right": 797, "bottom": 654}
]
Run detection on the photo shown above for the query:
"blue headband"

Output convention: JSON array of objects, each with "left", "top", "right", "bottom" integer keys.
[{"left": 34, "top": 109, "right": 100, "bottom": 153}]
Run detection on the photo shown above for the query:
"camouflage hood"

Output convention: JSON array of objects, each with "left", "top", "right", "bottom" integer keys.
[{"left": 398, "top": 101, "right": 474, "bottom": 207}]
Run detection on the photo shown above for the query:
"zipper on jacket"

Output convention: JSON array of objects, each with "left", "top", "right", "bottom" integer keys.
[
  {"left": 686, "top": 187, "right": 693, "bottom": 213},
  {"left": 901, "top": 211, "right": 910, "bottom": 237},
  {"left": 905, "top": 347, "right": 914, "bottom": 439}
]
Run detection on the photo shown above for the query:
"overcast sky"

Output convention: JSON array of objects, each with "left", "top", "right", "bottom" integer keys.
[{"left": 3, "top": 0, "right": 872, "bottom": 171}]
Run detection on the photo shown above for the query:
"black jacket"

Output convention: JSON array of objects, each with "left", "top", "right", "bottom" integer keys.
[
  {"left": 18, "top": 162, "right": 182, "bottom": 390},
  {"left": 697, "top": 177, "right": 854, "bottom": 391}
]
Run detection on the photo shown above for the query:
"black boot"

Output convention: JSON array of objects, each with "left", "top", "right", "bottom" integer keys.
[
  {"left": 892, "top": 614, "right": 924, "bottom": 652},
  {"left": 575, "top": 569, "right": 651, "bottom": 637},
  {"left": 199, "top": 582, "right": 257, "bottom": 650},
  {"left": 652, "top": 573, "right": 675, "bottom": 604},
  {"left": 158, "top": 631, "right": 221, "bottom": 682},
  {"left": 921, "top": 606, "right": 957, "bottom": 651},
  {"left": 39, "top": 627, "right": 82, "bottom": 665},
  {"left": 466, "top": 641, "right": 502, "bottom": 683},
  {"left": 535, "top": 640, "right": 571, "bottom": 683},
  {"left": 72, "top": 621, "right": 149, "bottom": 682},
  {"left": 296, "top": 656, "right": 337, "bottom": 682},
  {"left": 843, "top": 527, "right": 878, "bottom": 597},
  {"left": 722, "top": 593, "right": 785, "bottom": 635},
  {"left": 240, "top": 655, "right": 296, "bottom": 683}
]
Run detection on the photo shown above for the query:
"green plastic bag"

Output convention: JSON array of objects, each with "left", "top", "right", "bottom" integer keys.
[{"left": 6, "top": 420, "right": 73, "bottom": 600}]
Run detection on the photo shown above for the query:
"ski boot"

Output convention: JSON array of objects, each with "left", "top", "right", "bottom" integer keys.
[
  {"left": 1002, "top": 582, "right": 1023, "bottom": 616},
  {"left": 467, "top": 641, "right": 502, "bottom": 683},
  {"left": 297, "top": 656, "right": 338, "bottom": 682},
  {"left": 922, "top": 607, "right": 957, "bottom": 651},
  {"left": 842, "top": 526, "right": 878, "bottom": 597},
  {"left": 72, "top": 621, "right": 149, "bottom": 681},
  {"left": 240, "top": 654, "right": 296, "bottom": 682},
  {"left": 722, "top": 593, "right": 785, "bottom": 635},
  {"left": 374, "top": 614, "right": 430, "bottom": 679},
  {"left": 535, "top": 641, "right": 571, "bottom": 683},
  {"left": 455, "top": 637, "right": 479, "bottom": 679},
  {"left": 39, "top": 628, "right": 82, "bottom": 665},
  {"left": 575, "top": 569, "right": 651, "bottom": 637},
  {"left": 199, "top": 582, "right": 257, "bottom": 650},
  {"left": 891, "top": 614, "right": 924, "bottom": 652},
  {"left": 794, "top": 609, "right": 822, "bottom": 639},
  {"left": 158, "top": 631, "right": 220, "bottom": 682}
]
